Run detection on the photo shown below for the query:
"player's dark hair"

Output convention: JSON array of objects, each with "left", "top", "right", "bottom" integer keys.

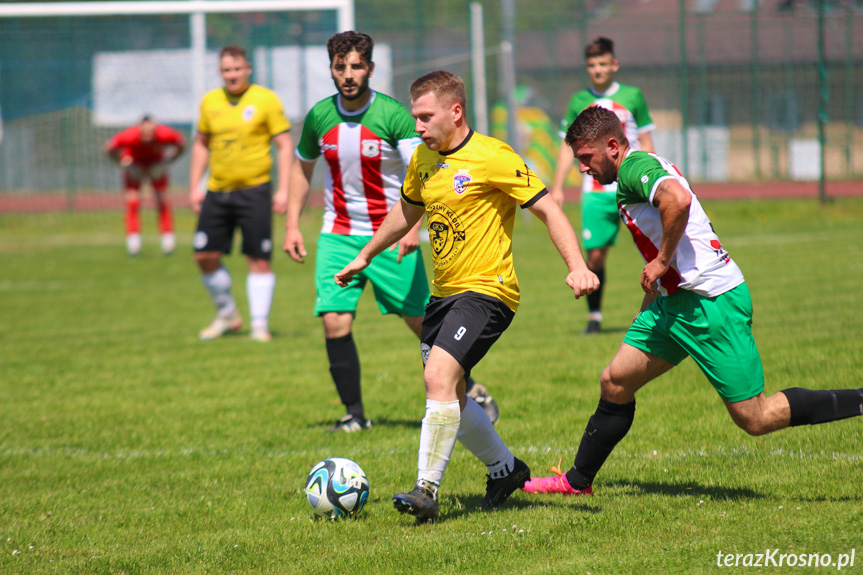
[
  {"left": 327, "top": 31, "right": 374, "bottom": 65},
  {"left": 140, "top": 114, "right": 152, "bottom": 123},
  {"left": 410, "top": 70, "right": 466, "bottom": 109},
  {"left": 565, "top": 105, "right": 628, "bottom": 148},
  {"left": 219, "top": 45, "right": 248, "bottom": 61},
  {"left": 584, "top": 37, "right": 615, "bottom": 59}
]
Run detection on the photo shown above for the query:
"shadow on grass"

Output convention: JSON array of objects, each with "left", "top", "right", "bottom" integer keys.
[
  {"left": 602, "top": 479, "right": 764, "bottom": 501},
  {"left": 308, "top": 417, "right": 422, "bottom": 432},
  {"left": 393, "top": 494, "right": 602, "bottom": 525}
]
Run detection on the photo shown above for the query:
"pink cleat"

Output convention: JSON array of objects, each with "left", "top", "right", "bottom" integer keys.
[{"left": 522, "top": 462, "right": 593, "bottom": 496}]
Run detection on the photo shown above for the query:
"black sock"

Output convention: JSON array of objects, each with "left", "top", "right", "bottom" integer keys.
[
  {"left": 566, "top": 398, "right": 636, "bottom": 489},
  {"left": 782, "top": 387, "right": 863, "bottom": 426},
  {"left": 586, "top": 267, "right": 605, "bottom": 315},
  {"left": 325, "top": 333, "right": 363, "bottom": 419}
]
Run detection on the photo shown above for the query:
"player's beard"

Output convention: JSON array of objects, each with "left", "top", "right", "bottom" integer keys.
[
  {"left": 592, "top": 155, "right": 618, "bottom": 185},
  {"left": 337, "top": 77, "right": 370, "bottom": 102}
]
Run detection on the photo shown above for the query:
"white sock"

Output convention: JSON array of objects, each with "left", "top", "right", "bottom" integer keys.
[
  {"left": 457, "top": 396, "right": 515, "bottom": 479},
  {"left": 417, "top": 399, "right": 460, "bottom": 487},
  {"left": 247, "top": 272, "right": 275, "bottom": 331},
  {"left": 126, "top": 233, "right": 141, "bottom": 255},
  {"left": 202, "top": 266, "right": 236, "bottom": 318}
]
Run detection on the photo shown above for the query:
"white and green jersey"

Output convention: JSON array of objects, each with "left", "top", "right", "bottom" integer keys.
[
  {"left": 560, "top": 82, "right": 654, "bottom": 194},
  {"left": 297, "top": 91, "right": 421, "bottom": 235},
  {"left": 617, "top": 150, "right": 744, "bottom": 297}
]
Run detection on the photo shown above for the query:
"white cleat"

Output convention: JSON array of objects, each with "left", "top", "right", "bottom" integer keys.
[
  {"left": 199, "top": 311, "right": 243, "bottom": 340},
  {"left": 249, "top": 329, "right": 273, "bottom": 342},
  {"left": 161, "top": 232, "right": 176, "bottom": 255}
]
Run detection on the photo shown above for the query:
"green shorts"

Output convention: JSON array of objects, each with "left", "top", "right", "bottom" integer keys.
[
  {"left": 581, "top": 192, "right": 620, "bottom": 250},
  {"left": 623, "top": 282, "right": 765, "bottom": 402},
  {"left": 315, "top": 233, "right": 430, "bottom": 317}
]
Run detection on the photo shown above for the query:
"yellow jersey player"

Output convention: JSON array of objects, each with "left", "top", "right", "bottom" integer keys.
[
  {"left": 189, "top": 45, "right": 293, "bottom": 342},
  {"left": 335, "top": 70, "right": 599, "bottom": 521}
]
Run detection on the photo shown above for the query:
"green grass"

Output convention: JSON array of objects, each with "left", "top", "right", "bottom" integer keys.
[{"left": 1, "top": 198, "right": 862, "bottom": 574}]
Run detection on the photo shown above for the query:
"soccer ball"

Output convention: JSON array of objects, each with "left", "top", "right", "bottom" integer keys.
[{"left": 304, "top": 457, "right": 370, "bottom": 519}]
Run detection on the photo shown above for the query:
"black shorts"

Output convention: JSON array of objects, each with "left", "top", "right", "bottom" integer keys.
[
  {"left": 420, "top": 291, "right": 515, "bottom": 378},
  {"left": 194, "top": 183, "right": 273, "bottom": 259}
]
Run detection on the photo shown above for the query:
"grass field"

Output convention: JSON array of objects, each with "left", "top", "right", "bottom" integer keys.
[{"left": 2, "top": 198, "right": 862, "bottom": 574}]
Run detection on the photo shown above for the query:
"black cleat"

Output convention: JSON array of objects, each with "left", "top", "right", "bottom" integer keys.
[
  {"left": 478, "top": 457, "right": 530, "bottom": 509},
  {"left": 327, "top": 414, "right": 372, "bottom": 433},
  {"left": 583, "top": 319, "right": 601, "bottom": 335},
  {"left": 466, "top": 382, "right": 500, "bottom": 425},
  {"left": 393, "top": 484, "right": 439, "bottom": 522}
]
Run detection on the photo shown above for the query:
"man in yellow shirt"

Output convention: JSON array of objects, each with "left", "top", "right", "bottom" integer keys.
[
  {"left": 335, "top": 70, "right": 599, "bottom": 521},
  {"left": 189, "top": 45, "right": 293, "bottom": 342}
]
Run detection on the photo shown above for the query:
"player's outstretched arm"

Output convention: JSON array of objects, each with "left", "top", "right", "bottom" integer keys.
[
  {"left": 283, "top": 160, "right": 315, "bottom": 263},
  {"left": 335, "top": 199, "right": 424, "bottom": 286},
  {"left": 272, "top": 131, "right": 294, "bottom": 215},
  {"left": 188, "top": 132, "right": 210, "bottom": 215},
  {"left": 641, "top": 179, "right": 690, "bottom": 295},
  {"left": 528, "top": 193, "right": 599, "bottom": 299},
  {"left": 395, "top": 217, "right": 424, "bottom": 263}
]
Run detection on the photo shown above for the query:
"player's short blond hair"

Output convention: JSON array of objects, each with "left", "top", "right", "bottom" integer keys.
[
  {"left": 219, "top": 45, "right": 248, "bottom": 62},
  {"left": 410, "top": 70, "right": 466, "bottom": 109}
]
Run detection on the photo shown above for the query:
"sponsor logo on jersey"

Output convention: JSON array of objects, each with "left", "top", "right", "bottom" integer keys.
[
  {"left": 242, "top": 106, "right": 256, "bottom": 122},
  {"left": 453, "top": 169, "right": 472, "bottom": 195},
  {"left": 321, "top": 143, "right": 338, "bottom": 151},
  {"left": 436, "top": 162, "right": 450, "bottom": 169},
  {"left": 361, "top": 139, "right": 381, "bottom": 158},
  {"left": 427, "top": 202, "right": 465, "bottom": 270}
]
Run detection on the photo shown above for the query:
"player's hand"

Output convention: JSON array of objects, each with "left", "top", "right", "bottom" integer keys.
[
  {"left": 335, "top": 256, "right": 369, "bottom": 287},
  {"left": 189, "top": 187, "right": 206, "bottom": 215},
  {"left": 641, "top": 259, "right": 668, "bottom": 295},
  {"left": 283, "top": 229, "right": 306, "bottom": 263},
  {"left": 566, "top": 268, "right": 600, "bottom": 299},
  {"left": 272, "top": 190, "right": 288, "bottom": 215},
  {"left": 394, "top": 227, "right": 420, "bottom": 263},
  {"left": 120, "top": 156, "right": 133, "bottom": 168}
]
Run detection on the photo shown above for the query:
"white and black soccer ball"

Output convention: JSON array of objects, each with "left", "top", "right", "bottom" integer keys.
[{"left": 304, "top": 457, "right": 370, "bottom": 519}]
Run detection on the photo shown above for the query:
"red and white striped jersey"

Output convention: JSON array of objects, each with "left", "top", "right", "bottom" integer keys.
[{"left": 297, "top": 91, "right": 421, "bottom": 235}]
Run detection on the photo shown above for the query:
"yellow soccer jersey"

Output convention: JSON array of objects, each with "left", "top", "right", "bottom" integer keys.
[
  {"left": 401, "top": 131, "right": 547, "bottom": 312},
  {"left": 197, "top": 84, "right": 291, "bottom": 192}
]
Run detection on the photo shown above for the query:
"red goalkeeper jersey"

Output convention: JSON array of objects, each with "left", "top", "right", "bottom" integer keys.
[{"left": 106, "top": 124, "right": 185, "bottom": 165}]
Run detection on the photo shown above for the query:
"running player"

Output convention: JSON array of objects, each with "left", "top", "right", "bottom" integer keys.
[
  {"left": 284, "top": 31, "right": 499, "bottom": 433},
  {"left": 523, "top": 106, "right": 863, "bottom": 498},
  {"left": 189, "top": 45, "right": 293, "bottom": 342},
  {"left": 550, "top": 37, "right": 655, "bottom": 335},
  {"left": 104, "top": 115, "right": 185, "bottom": 255},
  {"left": 335, "top": 71, "right": 599, "bottom": 521}
]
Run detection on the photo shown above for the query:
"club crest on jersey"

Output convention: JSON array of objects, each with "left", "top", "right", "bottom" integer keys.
[
  {"left": 453, "top": 170, "right": 472, "bottom": 195},
  {"left": 242, "top": 106, "right": 256, "bottom": 122},
  {"left": 361, "top": 139, "right": 381, "bottom": 158},
  {"left": 427, "top": 202, "right": 465, "bottom": 270}
]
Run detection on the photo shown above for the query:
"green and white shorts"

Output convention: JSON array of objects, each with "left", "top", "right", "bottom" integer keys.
[
  {"left": 623, "top": 282, "right": 765, "bottom": 402},
  {"left": 315, "top": 233, "right": 430, "bottom": 317},
  {"left": 581, "top": 191, "right": 620, "bottom": 251}
]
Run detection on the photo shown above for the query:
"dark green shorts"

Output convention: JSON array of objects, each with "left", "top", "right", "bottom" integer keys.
[
  {"left": 315, "top": 233, "right": 430, "bottom": 317},
  {"left": 623, "top": 282, "right": 765, "bottom": 402}
]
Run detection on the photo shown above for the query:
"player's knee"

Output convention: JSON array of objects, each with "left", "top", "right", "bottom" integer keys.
[
  {"left": 599, "top": 367, "right": 626, "bottom": 402},
  {"left": 733, "top": 415, "right": 771, "bottom": 437}
]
